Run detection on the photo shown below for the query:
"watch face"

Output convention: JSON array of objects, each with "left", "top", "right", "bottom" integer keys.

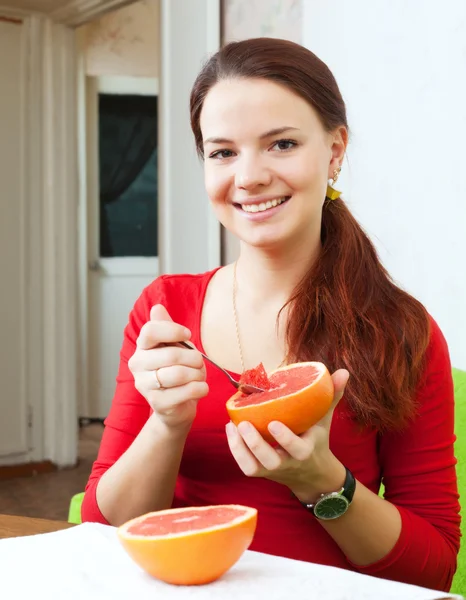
[{"left": 314, "top": 494, "right": 349, "bottom": 520}]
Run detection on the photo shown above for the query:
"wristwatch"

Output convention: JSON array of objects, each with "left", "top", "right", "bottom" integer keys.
[{"left": 294, "top": 467, "right": 356, "bottom": 520}]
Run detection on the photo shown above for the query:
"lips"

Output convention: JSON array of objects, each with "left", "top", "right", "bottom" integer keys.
[{"left": 234, "top": 196, "right": 291, "bottom": 214}]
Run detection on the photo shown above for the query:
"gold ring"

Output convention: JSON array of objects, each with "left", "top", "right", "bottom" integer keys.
[{"left": 153, "top": 369, "right": 163, "bottom": 390}]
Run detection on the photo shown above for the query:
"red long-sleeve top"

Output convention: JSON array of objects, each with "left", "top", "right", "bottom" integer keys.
[{"left": 82, "top": 269, "right": 461, "bottom": 591}]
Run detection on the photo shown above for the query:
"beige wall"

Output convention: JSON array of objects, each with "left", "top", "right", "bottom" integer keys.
[
  {"left": 80, "top": 0, "right": 159, "bottom": 77},
  {"left": 220, "top": 0, "right": 302, "bottom": 264}
]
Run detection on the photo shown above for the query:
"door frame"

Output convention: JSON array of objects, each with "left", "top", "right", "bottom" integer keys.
[{"left": 77, "top": 0, "right": 221, "bottom": 421}]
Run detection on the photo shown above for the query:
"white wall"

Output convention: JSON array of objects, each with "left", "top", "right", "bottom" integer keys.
[
  {"left": 302, "top": 0, "right": 466, "bottom": 370},
  {"left": 158, "top": 0, "right": 221, "bottom": 274}
]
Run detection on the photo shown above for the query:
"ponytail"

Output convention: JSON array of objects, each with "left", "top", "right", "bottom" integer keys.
[{"left": 282, "top": 199, "right": 431, "bottom": 431}]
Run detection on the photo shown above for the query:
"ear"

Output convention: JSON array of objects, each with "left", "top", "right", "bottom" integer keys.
[{"left": 328, "top": 126, "right": 348, "bottom": 179}]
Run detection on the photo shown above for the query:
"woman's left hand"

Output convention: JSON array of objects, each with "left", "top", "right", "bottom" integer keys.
[{"left": 225, "top": 369, "right": 350, "bottom": 502}]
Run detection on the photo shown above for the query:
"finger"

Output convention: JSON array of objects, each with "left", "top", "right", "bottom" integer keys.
[
  {"left": 148, "top": 380, "right": 209, "bottom": 412},
  {"left": 267, "top": 421, "right": 313, "bottom": 461},
  {"left": 329, "top": 368, "right": 350, "bottom": 410},
  {"left": 137, "top": 320, "right": 191, "bottom": 350},
  {"left": 225, "top": 422, "right": 263, "bottom": 477},
  {"left": 134, "top": 345, "right": 205, "bottom": 371},
  {"left": 150, "top": 304, "right": 173, "bottom": 323},
  {"left": 140, "top": 365, "right": 206, "bottom": 391},
  {"left": 236, "top": 422, "right": 282, "bottom": 471}
]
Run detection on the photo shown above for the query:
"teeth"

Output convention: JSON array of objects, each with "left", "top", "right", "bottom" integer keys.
[{"left": 241, "top": 197, "right": 288, "bottom": 213}]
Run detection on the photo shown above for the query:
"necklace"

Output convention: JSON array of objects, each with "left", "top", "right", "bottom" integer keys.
[
  {"left": 233, "top": 261, "right": 289, "bottom": 373},
  {"left": 232, "top": 261, "right": 245, "bottom": 372}
]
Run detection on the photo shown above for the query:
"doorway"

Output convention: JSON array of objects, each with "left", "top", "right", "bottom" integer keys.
[
  {"left": 77, "top": 0, "right": 221, "bottom": 428},
  {"left": 85, "top": 75, "right": 159, "bottom": 419}
]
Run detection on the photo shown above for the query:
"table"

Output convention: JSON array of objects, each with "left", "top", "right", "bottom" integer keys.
[{"left": 0, "top": 514, "right": 75, "bottom": 539}]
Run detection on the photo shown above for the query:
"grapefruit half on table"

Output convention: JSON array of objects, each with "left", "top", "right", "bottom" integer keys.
[
  {"left": 226, "top": 361, "right": 334, "bottom": 443},
  {"left": 117, "top": 504, "right": 257, "bottom": 585}
]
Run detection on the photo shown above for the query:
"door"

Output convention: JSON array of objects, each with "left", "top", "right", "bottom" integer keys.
[{"left": 86, "top": 76, "right": 159, "bottom": 419}]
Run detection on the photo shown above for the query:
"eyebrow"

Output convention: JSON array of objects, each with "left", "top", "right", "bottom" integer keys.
[{"left": 203, "top": 126, "right": 299, "bottom": 146}]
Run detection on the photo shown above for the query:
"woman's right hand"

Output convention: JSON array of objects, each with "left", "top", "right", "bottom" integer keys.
[{"left": 128, "top": 304, "right": 208, "bottom": 430}]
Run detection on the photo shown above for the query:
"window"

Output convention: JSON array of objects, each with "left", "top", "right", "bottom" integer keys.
[{"left": 98, "top": 93, "right": 158, "bottom": 258}]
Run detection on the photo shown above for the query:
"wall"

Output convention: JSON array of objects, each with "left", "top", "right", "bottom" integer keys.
[
  {"left": 221, "top": 0, "right": 302, "bottom": 264},
  {"left": 80, "top": 0, "right": 159, "bottom": 77},
  {"left": 302, "top": 0, "right": 466, "bottom": 370},
  {"left": 223, "top": 0, "right": 302, "bottom": 43}
]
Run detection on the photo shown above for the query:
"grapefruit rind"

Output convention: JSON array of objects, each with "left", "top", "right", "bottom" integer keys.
[
  {"left": 116, "top": 504, "right": 258, "bottom": 585},
  {"left": 226, "top": 361, "right": 334, "bottom": 442}
]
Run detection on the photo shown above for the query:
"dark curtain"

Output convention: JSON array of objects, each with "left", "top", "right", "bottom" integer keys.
[{"left": 98, "top": 94, "right": 158, "bottom": 257}]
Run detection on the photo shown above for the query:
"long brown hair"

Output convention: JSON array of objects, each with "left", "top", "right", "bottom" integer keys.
[{"left": 190, "top": 38, "right": 431, "bottom": 431}]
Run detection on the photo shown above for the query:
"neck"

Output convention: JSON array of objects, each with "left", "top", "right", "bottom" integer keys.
[{"left": 236, "top": 235, "right": 321, "bottom": 307}]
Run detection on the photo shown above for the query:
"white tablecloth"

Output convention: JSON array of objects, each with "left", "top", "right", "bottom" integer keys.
[{"left": 0, "top": 522, "right": 461, "bottom": 600}]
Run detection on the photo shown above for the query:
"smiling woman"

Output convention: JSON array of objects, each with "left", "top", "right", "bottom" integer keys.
[
  {"left": 82, "top": 37, "right": 460, "bottom": 593},
  {"left": 198, "top": 76, "right": 345, "bottom": 253}
]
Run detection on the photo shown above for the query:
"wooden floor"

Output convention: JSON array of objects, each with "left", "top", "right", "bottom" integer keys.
[{"left": 0, "top": 424, "right": 103, "bottom": 521}]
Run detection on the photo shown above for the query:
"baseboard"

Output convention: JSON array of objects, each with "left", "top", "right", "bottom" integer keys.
[{"left": 0, "top": 461, "right": 57, "bottom": 481}]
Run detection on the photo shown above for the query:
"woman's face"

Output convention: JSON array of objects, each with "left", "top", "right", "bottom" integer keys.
[{"left": 200, "top": 77, "right": 346, "bottom": 251}]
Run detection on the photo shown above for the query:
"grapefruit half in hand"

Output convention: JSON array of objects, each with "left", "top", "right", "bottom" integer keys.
[
  {"left": 226, "top": 362, "right": 334, "bottom": 443},
  {"left": 117, "top": 504, "right": 257, "bottom": 585}
]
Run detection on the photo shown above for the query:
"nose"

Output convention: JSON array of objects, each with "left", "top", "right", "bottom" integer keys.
[{"left": 234, "top": 153, "right": 272, "bottom": 191}]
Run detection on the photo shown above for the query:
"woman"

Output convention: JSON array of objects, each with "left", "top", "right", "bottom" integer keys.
[{"left": 82, "top": 38, "right": 460, "bottom": 591}]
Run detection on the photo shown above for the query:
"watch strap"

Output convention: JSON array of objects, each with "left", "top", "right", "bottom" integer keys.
[
  {"left": 340, "top": 466, "right": 356, "bottom": 503},
  {"left": 294, "top": 466, "right": 356, "bottom": 513}
]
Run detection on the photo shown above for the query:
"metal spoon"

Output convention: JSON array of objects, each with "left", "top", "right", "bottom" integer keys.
[{"left": 178, "top": 341, "right": 264, "bottom": 395}]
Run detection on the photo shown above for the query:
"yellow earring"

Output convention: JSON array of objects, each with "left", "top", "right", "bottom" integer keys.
[{"left": 326, "top": 167, "right": 342, "bottom": 200}]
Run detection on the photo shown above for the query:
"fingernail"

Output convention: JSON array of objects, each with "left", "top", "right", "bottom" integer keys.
[
  {"left": 238, "top": 421, "right": 253, "bottom": 435},
  {"left": 268, "top": 421, "right": 281, "bottom": 436},
  {"left": 225, "top": 422, "right": 235, "bottom": 437},
  {"left": 183, "top": 327, "right": 191, "bottom": 338}
]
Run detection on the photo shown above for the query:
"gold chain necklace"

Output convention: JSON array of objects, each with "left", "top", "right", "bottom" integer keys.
[
  {"left": 232, "top": 261, "right": 288, "bottom": 373},
  {"left": 232, "top": 260, "right": 245, "bottom": 372}
]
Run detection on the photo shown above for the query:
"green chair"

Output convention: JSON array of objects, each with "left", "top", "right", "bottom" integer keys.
[
  {"left": 68, "top": 492, "right": 84, "bottom": 525},
  {"left": 379, "top": 368, "right": 466, "bottom": 594},
  {"left": 451, "top": 367, "right": 466, "bottom": 595}
]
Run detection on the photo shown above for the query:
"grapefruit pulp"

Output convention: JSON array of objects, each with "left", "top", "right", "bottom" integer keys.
[
  {"left": 117, "top": 504, "right": 257, "bottom": 585},
  {"left": 227, "top": 362, "right": 334, "bottom": 443}
]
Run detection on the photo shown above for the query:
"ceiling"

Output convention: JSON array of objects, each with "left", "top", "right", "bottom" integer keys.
[
  {"left": 5, "top": 0, "right": 66, "bottom": 12},
  {"left": 0, "top": 0, "right": 137, "bottom": 26}
]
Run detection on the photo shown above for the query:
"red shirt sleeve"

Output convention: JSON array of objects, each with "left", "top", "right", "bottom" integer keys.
[
  {"left": 347, "top": 317, "right": 461, "bottom": 591},
  {"left": 81, "top": 278, "right": 166, "bottom": 524}
]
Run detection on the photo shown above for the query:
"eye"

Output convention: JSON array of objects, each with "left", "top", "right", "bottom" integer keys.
[
  {"left": 208, "top": 149, "right": 236, "bottom": 159},
  {"left": 271, "top": 139, "right": 298, "bottom": 152}
]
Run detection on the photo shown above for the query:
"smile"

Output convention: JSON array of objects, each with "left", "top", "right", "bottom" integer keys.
[{"left": 238, "top": 197, "right": 291, "bottom": 213}]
